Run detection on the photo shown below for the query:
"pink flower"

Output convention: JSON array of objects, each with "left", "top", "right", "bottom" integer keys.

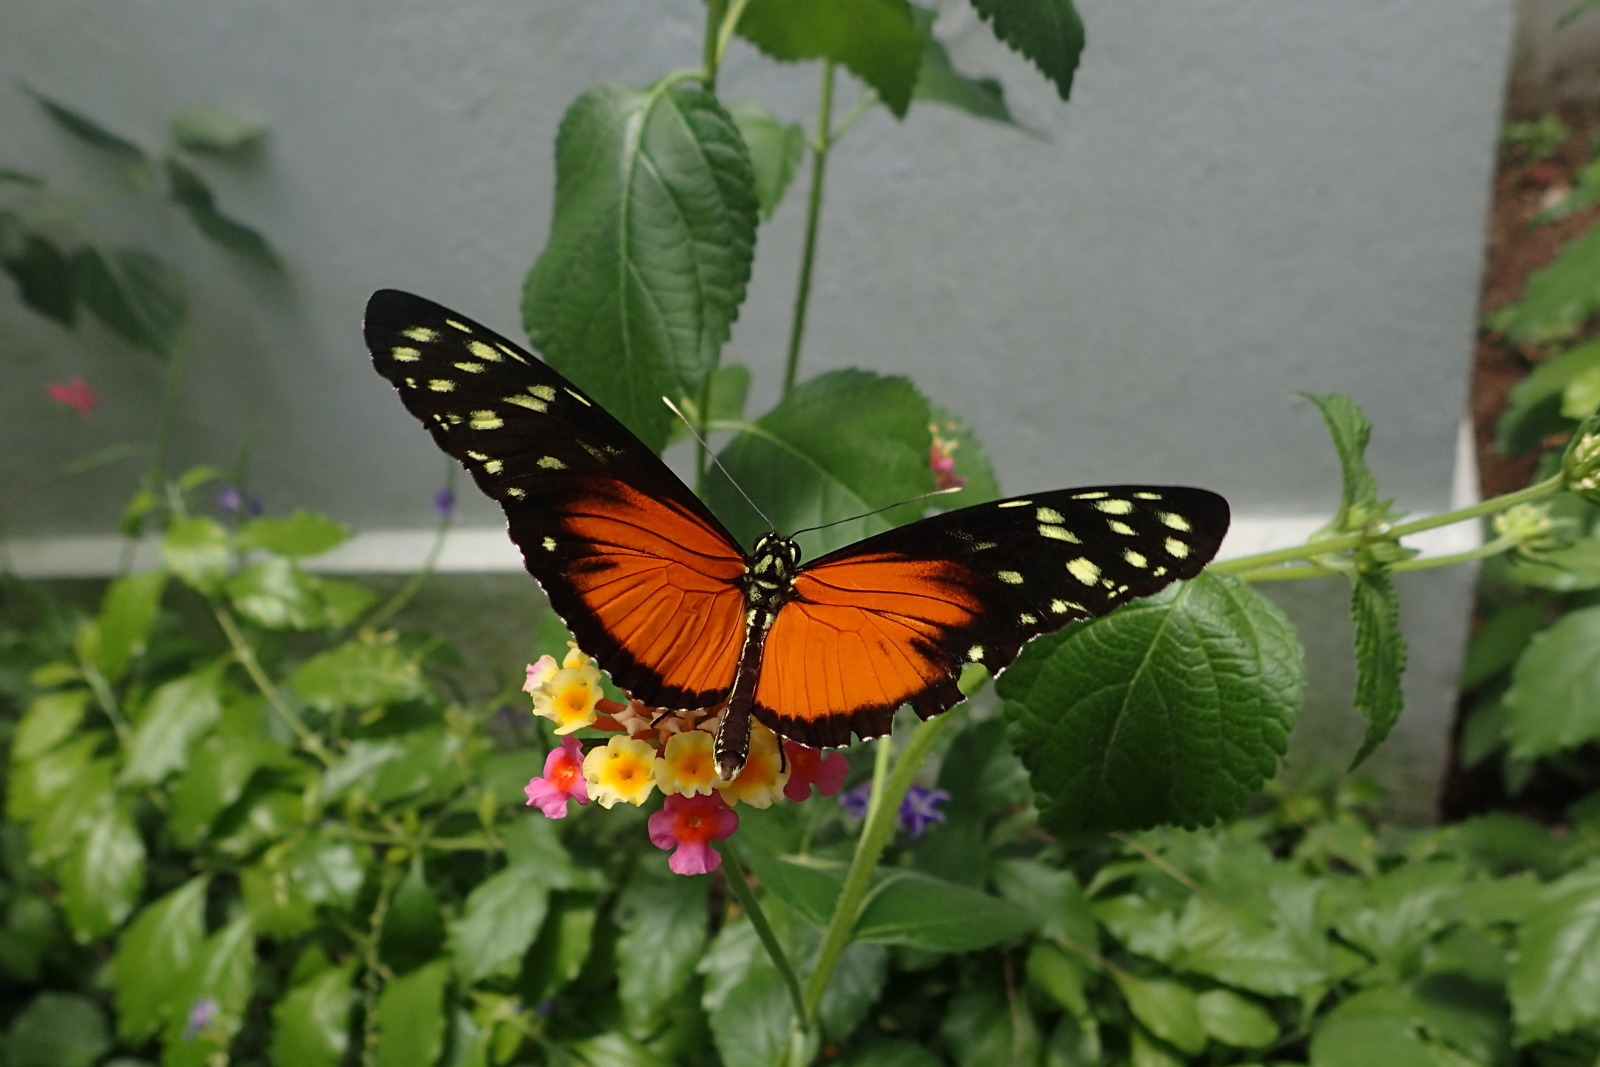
[
  {"left": 47, "top": 377, "right": 97, "bottom": 416},
  {"left": 524, "top": 736, "right": 589, "bottom": 818},
  {"left": 782, "top": 742, "right": 849, "bottom": 802},
  {"left": 648, "top": 793, "right": 739, "bottom": 875}
]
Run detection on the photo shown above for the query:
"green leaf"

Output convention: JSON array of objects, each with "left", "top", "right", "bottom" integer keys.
[
  {"left": 8, "top": 732, "right": 107, "bottom": 834},
  {"left": 1460, "top": 603, "right": 1547, "bottom": 689},
  {"left": 968, "top": 0, "right": 1085, "bottom": 101},
  {"left": 287, "top": 638, "right": 427, "bottom": 713},
  {"left": 7, "top": 993, "right": 111, "bottom": 1067},
  {"left": 270, "top": 964, "right": 354, "bottom": 1067},
  {"left": 162, "top": 916, "right": 256, "bottom": 1066},
  {"left": 451, "top": 866, "right": 549, "bottom": 984},
  {"left": 92, "top": 571, "right": 168, "bottom": 682},
  {"left": 1491, "top": 223, "right": 1600, "bottom": 344},
  {"left": 1026, "top": 942, "right": 1089, "bottom": 1016},
  {"left": 1309, "top": 1014, "right": 1442, "bottom": 1067},
  {"left": 161, "top": 515, "right": 231, "bottom": 592},
  {"left": 525, "top": 892, "right": 599, "bottom": 1001},
  {"left": 999, "top": 572, "right": 1301, "bottom": 833},
  {"left": 234, "top": 511, "right": 351, "bottom": 556},
  {"left": 121, "top": 663, "right": 225, "bottom": 786},
  {"left": 835, "top": 1039, "right": 944, "bottom": 1067},
  {"left": 1503, "top": 605, "right": 1600, "bottom": 757},
  {"left": 241, "top": 835, "right": 366, "bottom": 937},
  {"left": 12, "top": 688, "right": 91, "bottom": 762},
  {"left": 381, "top": 863, "right": 446, "bottom": 973},
  {"left": 855, "top": 871, "right": 1035, "bottom": 950},
  {"left": 941, "top": 983, "right": 1042, "bottom": 1066},
  {"left": 368, "top": 728, "right": 464, "bottom": 806},
  {"left": 745, "top": 854, "right": 845, "bottom": 928},
  {"left": 1410, "top": 972, "right": 1512, "bottom": 1066},
  {"left": 2, "top": 230, "right": 78, "bottom": 326},
  {"left": 707, "top": 370, "right": 933, "bottom": 555},
  {"left": 1496, "top": 342, "right": 1600, "bottom": 454},
  {"left": 1509, "top": 865, "right": 1600, "bottom": 1040},
  {"left": 914, "top": 23, "right": 1020, "bottom": 126},
  {"left": 1304, "top": 392, "right": 1379, "bottom": 526},
  {"left": 171, "top": 106, "right": 266, "bottom": 154},
  {"left": 60, "top": 798, "right": 146, "bottom": 940},
  {"left": 523, "top": 82, "right": 757, "bottom": 450},
  {"left": 226, "top": 558, "right": 374, "bottom": 631},
  {"left": 1112, "top": 974, "right": 1205, "bottom": 1055},
  {"left": 111, "top": 877, "right": 208, "bottom": 1042},
  {"left": 74, "top": 245, "right": 186, "bottom": 358},
  {"left": 168, "top": 735, "right": 288, "bottom": 846},
  {"left": 164, "top": 158, "right": 281, "bottom": 267},
  {"left": 735, "top": 0, "right": 928, "bottom": 117},
  {"left": 23, "top": 86, "right": 146, "bottom": 160},
  {"left": 0, "top": 892, "right": 61, "bottom": 984},
  {"left": 726, "top": 101, "right": 805, "bottom": 220},
  {"left": 1195, "top": 988, "right": 1279, "bottom": 1049},
  {"left": 615, "top": 872, "right": 710, "bottom": 1029},
  {"left": 817, "top": 941, "right": 889, "bottom": 1040},
  {"left": 1348, "top": 571, "right": 1406, "bottom": 768},
  {"left": 374, "top": 958, "right": 450, "bottom": 1067}
]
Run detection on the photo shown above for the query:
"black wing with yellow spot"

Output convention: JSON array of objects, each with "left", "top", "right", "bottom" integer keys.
[{"left": 364, "top": 289, "right": 751, "bottom": 710}]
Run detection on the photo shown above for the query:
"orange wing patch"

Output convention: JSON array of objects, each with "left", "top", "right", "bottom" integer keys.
[
  {"left": 555, "top": 485, "right": 748, "bottom": 706},
  {"left": 753, "top": 553, "right": 982, "bottom": 748}
]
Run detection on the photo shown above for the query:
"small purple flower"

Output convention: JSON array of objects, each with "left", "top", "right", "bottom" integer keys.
[
  {"left": 217, "top": 487, "right": 264, "bottom": 517},
  {"left": 184, "top": 998, "right": 219, "bottom": 1040},
  {"left": 434, "top": 486, "right": 455, "bottom": 515},
  {"left": 838, "top": 781, "right": 872, "bottom": 819},
  {"left": 899, "top": 785, "right": 950, "bottom": 837}
]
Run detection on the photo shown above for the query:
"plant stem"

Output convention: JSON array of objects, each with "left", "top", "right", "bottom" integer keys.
[
  {"left": 783, "top": 60, "right": 837, "bottom": 396},
  {"left": 213, "top": 604, "right": 334, "bottom": 765},
  {"left": 702, "top": 0, "right": 728, "bottom": 90},
  {"left": 363, "top": 464, "right": 456, "bottom": 631},
  {"left": 801, "top": 711, "right": 960, "bottom": 1021},
  {"left": 721, "top": 842, "right": 808, "bottom": 1025}
]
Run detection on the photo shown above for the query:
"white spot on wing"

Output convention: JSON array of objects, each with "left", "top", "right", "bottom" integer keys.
[{"left": 967, "top": 645, "right": 984, "bottom": 662}]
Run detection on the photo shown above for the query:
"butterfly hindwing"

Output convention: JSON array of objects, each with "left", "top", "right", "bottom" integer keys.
[
  {"left": 364, "top": 290, "right": 749, "bottom": 709},
  {"left": 753, "top": 486, "right": 1229, "bottom": 748}
]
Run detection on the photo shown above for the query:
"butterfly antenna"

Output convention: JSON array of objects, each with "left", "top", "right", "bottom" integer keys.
[
  {"left": 788, "top": 486, "right": 963, "bottom": 538},
  {"left": 661, "top": 396, "right": 777, "bottom": 531}
]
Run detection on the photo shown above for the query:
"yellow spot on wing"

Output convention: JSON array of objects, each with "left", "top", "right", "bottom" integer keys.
[
  {"left": 1161, "top": 512, "right": 1191, "bottom": 532},
  {"left": 541, "top": 536, "right": 557, "bottom": 551},
  {"left": 470, "top": 411, "right": 503, "bottom": 430},
  {"left": 537, "top": 456, "right": 566, "bottom": 470},
  {"left": 445, "top": 318, "right": 471, "bottom": 333},
  {"left": 504, "top": 487, "right": 526, "bottom": 498},
  {"left": 997, "top": 499, "right": 1032, "bottom": 508},
  {"left": 1036, "top": 507, "right": 1064, "bottom": 523},
  {"left": 1108, "top": 521, "right": 1135, "bottom": 536},
  {"left": 483, "top": 459, "right": 504, "bottom": 475},
  {"left": 998, "top": 570, "right": 1024, "bottom": 584},
  {"left": 1124, "top": 549, "right": 1148, "bottom": 568},
  {"left": 428, "top": 379, "right": 455, "bottom": 392},
  {"left": 1067, "top": 558, "right": 1100, "bottom": 585},
  {"left": 1019, "top": 613, "right": 1037, "bottom": 625},
  {"left": 401, "top": 327, "right": 438, "bottom": 342},
  {"left": 504, "top": 395, "right": 549, "bottom": 412},
  {"left": 392, "top": 346, "right": 422, "bottom": 362},
  {"left": 966, "top": 646, "right": 984, "bottom": 661},
  {"left": 530, "top": 384, "right": 557, "bottom": 401},
  {"left": 565, "top": 388, "right": 592, "bottom": 406},
  {"left": 1095, "top": 499, "right": 1134, "bottom": 515},
  {"left": 1165, "top": 537, "right": 1189, "bottom": 558},
  {"left": 453, "top": 361, "right": 485, "bottom": 374},
  {"left": 1039, "top": 525, "right": 1080, "bottom": 543},
  {"left": 467, "top": 340, "right": 501, "bottom": 362},
  {"left": 1074, "top": 491, "right": 1108, "bottom": 500}
]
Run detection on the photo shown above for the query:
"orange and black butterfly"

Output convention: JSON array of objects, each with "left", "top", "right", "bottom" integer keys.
[{"left": 365, "top": 291, "right": 1230, "bottom": 779}]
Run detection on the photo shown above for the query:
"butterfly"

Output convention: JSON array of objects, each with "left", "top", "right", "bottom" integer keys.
[{"left": 365, "top": 290, "right": 1230, "bottom": 780}]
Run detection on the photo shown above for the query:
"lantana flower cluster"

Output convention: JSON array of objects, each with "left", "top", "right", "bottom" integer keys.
[{"left": 522, "top": 646, "right": 849, "bottom": 875}]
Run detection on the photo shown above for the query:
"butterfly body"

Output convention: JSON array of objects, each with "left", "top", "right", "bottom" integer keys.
[{"left": 365, "top": 290, "right": 1231, "bottom": 779}]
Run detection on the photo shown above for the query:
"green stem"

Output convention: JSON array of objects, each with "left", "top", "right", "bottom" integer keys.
[
  {"left": 81, "top": 662, "right": 130, "bottom": 744},
  {"left": 1211, "top": 474, "right": 1565, "bottom": 577},
  {"left": 783, "top": 60, "right": 837, "bottom": 396},
  {"left": 362, "top": 465, "right": 456, "bottom": 631},
  {"left": 801, "top": 712, "right": 960, "bottom": 1021},
  {"left": 702, "top": 0, "right": 727, "bottom": 89},
  {"left": 721, "top": 842, "right": 808, "bottom": 1026},
  {"left": 213, "top": 604, "right": 334, "bottom": 765}
]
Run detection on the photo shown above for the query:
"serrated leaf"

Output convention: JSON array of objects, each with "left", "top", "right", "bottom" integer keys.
[
  {"left": 707, "top": 369, "right": 933, "bottom": 555},
  {"left": 726, "top": 101, "right": 805, "bottom": 220},
  {"left": 12, "top": 688, "right": 91, "bottom": 762},
  {"left": 171, "top": 106, "right": 265, "bottom": 155},
  {"left": 111, "top": 877, "right": 208, "bottom": 1042},
  {"left": 1349, "top": 571, "right": 1406, "bottom": 768},
  {"left": 7, "top": 993, "right": 111, "bottom": 1067},
  {"left": 735, "top": 0, "right": 928, "bottom": 117},
  {"left": 270, "top": 964, "right": 354, "bottom": 1067},
  {"left": 1503, "top": 605, "right": 1600, "bottom": 757},
  {"left": 914, "top": 21, "right": 1020, "bottom": 126},
  {"left": 1491, "top": 223, "right": 1600, "bottom": 344},
  {"left": 287, "top": 637, "right": 427, "bottom": 713},
  {"left": 1510, "top": 866, "right": 1600, "bottom": 1040},
  {"left": 968, "top": 0, "right": 1085, "bottom": 101},
  {"left": 121, "top": 662, "right": 225, "bottom": 786},
  {"left": 2, "top": 230, "right": 78, "bottom": 326},
  {"left": 234, "top": 511, "right": 350, "bottom": 556},
  {"left": 374, "top": 958, "right": 450, "bottom": 1067},
  {"left": 92, "top": 571, "right": 168, "bottom": 682},
  {"left": 74, "top": 245, "right": 186, "bottom": 358},
  {"left": 451, "top": 866, "right": 549, "bottom": 984},
  {"left": 855, "top": 870, "right": 1035, "bottom": 949},
  {"left": 60, "top": 799, "right": 146, "bottom": 940},
  {"left": 1305, "top": 392, "right": 1379, "bottom": 526},
  {"left": 523, "top": 82, "right": 756, "bottom": 450},
  {"left": 23, "top": 86, "right": 146, "bottom": 159},
  {"left": 999, "top": 572, "right": 1301, "bottom": 833},
  {"left": 616, "top": 873, "right": 710, "bottom": 1029},
  {"left": 164, "top": 158, "right": 280, "bottom": 267}
]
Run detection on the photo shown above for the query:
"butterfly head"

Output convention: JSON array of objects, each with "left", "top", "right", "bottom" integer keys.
[{"left": 747, "top": 533, "right": 802, "bottom": 604}]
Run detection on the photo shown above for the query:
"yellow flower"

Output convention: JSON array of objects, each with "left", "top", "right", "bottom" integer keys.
[
  {"left": 582, "top": 735, "right": 659, "bottom": 808},
  {"left": 716, "top": 721, "right": 790, "bottom": 808},
  {"left": 655, "top": 730, "right": 718, "bottom": 798},
  {"left": 527, "top": 646, "right": 602, "bottom": 734}
]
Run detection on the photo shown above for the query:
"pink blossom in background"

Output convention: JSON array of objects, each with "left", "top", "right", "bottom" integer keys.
[{"left": 47, "top": 377, "right": 97, "bottom": 416}]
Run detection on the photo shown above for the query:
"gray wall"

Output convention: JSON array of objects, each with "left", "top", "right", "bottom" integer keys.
[{"left": 0, "top": 1, "right": 1516, "bottom": 817}]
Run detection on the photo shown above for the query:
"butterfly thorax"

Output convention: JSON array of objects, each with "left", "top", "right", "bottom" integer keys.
[{"left": 743, "top": 532, "right": 802, "bottom": 612}]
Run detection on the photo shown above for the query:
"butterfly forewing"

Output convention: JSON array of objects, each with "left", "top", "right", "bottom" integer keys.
[
  {"left": 364, "top": 289, "right": 749, "bottom": 709},
  {"left": 751, "top": 486, "right": 1229, "bottom": 749}
]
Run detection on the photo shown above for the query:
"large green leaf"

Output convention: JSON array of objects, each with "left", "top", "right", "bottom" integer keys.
[
  {"left": 111, "top": 877, "right": 208, "bottom": 1042},
  {"left": 523, "top": 81, "right": 757, "bottom": 450},
  {"left": 287, "top": 638, "right": 427, "bottom": 712},
  {"left": 12, "top": 688, "right": 91, "bottom": 763},
  {"left": 913, "top": 16, "right": 1020, "bottom": 127},
  {"left": 168, "top": 734, "right": 289, "bottom": 846},
  {"left": 1509, "top": 865, "right": 1600, "bottom": 1040},
  {"left": 1, "top": 228, "right": 78, "bottom": 326},
  {"left": 1112, "top": 974, "right": 1205, "bottom": 1055},
  {"left": 73, "top": 245, "right": 186, "bottom": 358},
  {"left": 1305, "top": 392, "right": 1380, "bottom": 527},
  {"left": 374, "top": 958, "right": 450, "bottom": 1067},
  {"left": 270, "top": 964, "right": 354, "bottom": 1067},
  {"left": 999, "top": 572, "right": 1301, "bottom": 833},
  {"left": 60, "top": 799, "right": 146, "bottom": 940},
  {"left": 380, "top": 863, "right": 446, "bottom": 974},
  {"left": 163, "top": 158, "right": 280, "bottom": 267},
  {"left": 616, "top": 872, "right": 710, "bottom": 1029},
  {"left": 1349, "top": 571, "right": 1406, "bottom": 769},
  {"left": 1491, "top": 223, "right": 1600, "bottom": 344},
  {"left": 967, "top": 0, "right": 1085, "bottom": 101},
  {"left": 706, "top": 369, "right": 933, "bottom": 555},
  {"left": 1495, "top": 340, "right": 1600, "bottom": 455},
  {"left": 241, "top": 834, "right": 366, "bottom": 938},
  {"left": 855, "top": 870, "right": 1035, "bottom": 950},
  {"left": 234, "top": 511, "right": 351, "bottom": 557},
  {"left": 734, "top": 0, "right": 928, "bottom": 117},
  {"left": 161, "top": 916, "right": 256, "bottom": 1067},
  {"left": 161, "top": 516, "right": 231, "bottom": 593},
  {"left": 7, "top": 993, "right": 111, "bottom": 1067},
  {"left": 90, "top": 571, "right": 168, "bottom": 682},
  {"left": 23, "top": 86, "right": 146, "bottom": 159},
  {"left": 450, "top": 866, "right": 549, "bottom": 984},
  {"left": 121, "top": 662, "right": 225, "bottom": 786},
  {"left": 1503, "top": 605, "right": 1600, "bottom": 757}
]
